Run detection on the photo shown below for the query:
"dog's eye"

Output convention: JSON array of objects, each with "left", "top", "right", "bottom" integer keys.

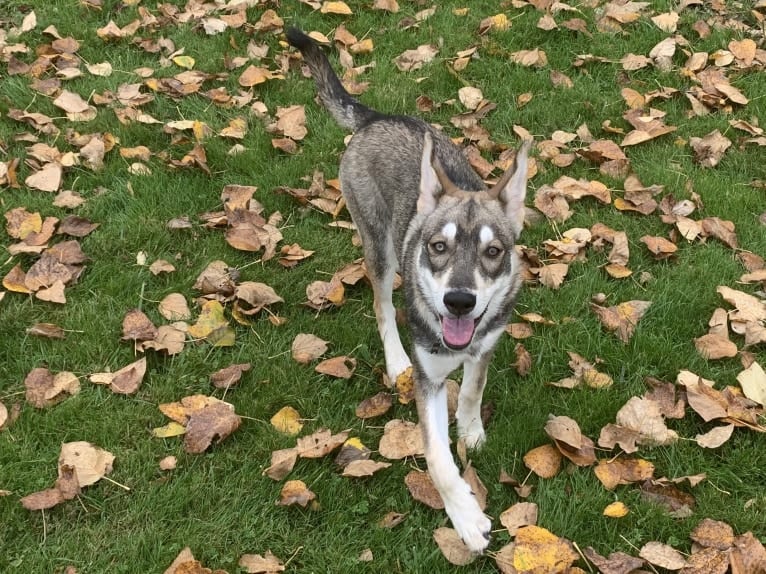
[
  {"left": 486, "top": 246, "right": 503, "bottom": 258},
  {"left": 431, "top": 241, "right": 447, "bottom": 253}
]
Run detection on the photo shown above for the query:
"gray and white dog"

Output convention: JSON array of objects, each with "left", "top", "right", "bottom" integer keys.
[{"left": 287, "top": 28, "right": 531, "bottom": 553}]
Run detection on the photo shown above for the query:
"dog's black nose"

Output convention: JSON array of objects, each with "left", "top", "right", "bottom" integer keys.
[{"left": 443, "top": 291, "right": 476, "bottom": 316}]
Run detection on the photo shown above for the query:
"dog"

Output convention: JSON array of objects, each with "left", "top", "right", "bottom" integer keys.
[{"left": 286, "top": 28, "right": 531, "bottom": 553}]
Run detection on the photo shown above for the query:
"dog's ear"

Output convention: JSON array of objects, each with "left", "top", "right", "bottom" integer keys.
[
  {"left": 417, "top": 131, "right": 441, "bottom": 215},
  {"left": 489, "top": 138, "right": 532, "bottom": 239}
]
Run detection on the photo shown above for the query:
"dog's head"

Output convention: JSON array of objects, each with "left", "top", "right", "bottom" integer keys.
[{"left": 412, "top": 132, "right": 531, "bottom": 351}]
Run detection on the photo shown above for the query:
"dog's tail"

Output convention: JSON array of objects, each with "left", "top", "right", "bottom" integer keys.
[{"left": 286, "top": 27, "right": 379, "bottom": 132}]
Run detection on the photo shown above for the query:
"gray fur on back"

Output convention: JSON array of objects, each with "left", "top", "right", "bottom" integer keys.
[{"left": 341, "top": 118, "right": 487, "bottom": 259}]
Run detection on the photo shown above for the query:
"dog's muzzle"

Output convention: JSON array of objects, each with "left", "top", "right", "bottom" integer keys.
[{"left": 441, "top": 291, "right": 478, "bottom": 349}]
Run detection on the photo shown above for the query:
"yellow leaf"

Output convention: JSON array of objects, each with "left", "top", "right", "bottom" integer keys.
[
  {"left": 513, "top": 525, "right": 578, "bottom": 572},
  {"left": 188, "top": 300, "right": 229, "bottom": 339},
  {"left": 192, "top": 120, "right": 207, "bottom": 142},
  {"left": 173, "top": 55, "right": 195, "bottom": 69},
  {"left": 603, "top": 501, "right": 630, "bottom": 518},
  {"left": 321, "top": 1, "right": 353, "bottom": 14},
  {"left": 270, "top": 406, "right": 303, "bottom": 436},
  {"left": 152, "top": 421, "right": 187, "bottom": 438}
]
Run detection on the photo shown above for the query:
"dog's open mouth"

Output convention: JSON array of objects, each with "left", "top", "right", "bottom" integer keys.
[{"left": 441, "top": 315, "right": 479, "bottom": 350}]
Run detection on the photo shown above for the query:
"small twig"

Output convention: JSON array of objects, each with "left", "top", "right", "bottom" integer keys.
[
  {"left": 283, "top": 546, "right": 303, "bottom": 568},
  {"left": 102, "top": 476, "right": 131, "bottom": 491}
]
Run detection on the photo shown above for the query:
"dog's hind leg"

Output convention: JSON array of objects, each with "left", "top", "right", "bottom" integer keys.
[
  {"left": 456, "top": 352, "right": 493, "bottom": 449},
  {"left": 368, "top": 238, "right": 412, "bottom": 381},
  {"left": 415, "top": 348, "right": 491, "bottom": 553}
]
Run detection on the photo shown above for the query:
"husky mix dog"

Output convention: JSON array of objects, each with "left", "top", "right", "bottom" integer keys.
[{"left": 286, "top": 28, "right": 531, "bottom": 553}]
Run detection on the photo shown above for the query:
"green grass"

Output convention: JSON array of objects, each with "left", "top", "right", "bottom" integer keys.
[{"left": 1, "top": 1, "right": 765, "bottom": 572}]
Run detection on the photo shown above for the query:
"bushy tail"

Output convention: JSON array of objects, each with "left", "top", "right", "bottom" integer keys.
[{"left": 286, "top": 28, "right": 379, "bottom": 131}]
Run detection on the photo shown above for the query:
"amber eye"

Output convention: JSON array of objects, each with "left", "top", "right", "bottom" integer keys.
[
  {"left": 431, "top": 241, "right": 447, "bottom": 253},
  {"left": 486, "top": 245, "right": 503, "bottom": 258}
]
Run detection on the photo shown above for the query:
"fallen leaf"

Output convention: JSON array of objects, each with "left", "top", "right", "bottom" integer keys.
[
  {"left": 500, "top": 502, "right": 538, "bottom": 536},
  {"left": 277, "top": 479, "right": 316, "bottom": 507},
  {"left": 270, "top": 406, "right": 303, "bottom": 436},
  {"left": 379, "top": 419, "right": 424, "bottom": 459},
  {"left": 291, "top": 333, "right": 328, "bottom": 364},
  {"left": 315, "top": 356, "right": 356, "bottom": 379},
  {"left": 513, "top": 525, "right": 578, "bottom": 572},
  {"left": 355, "top": 392, "right": 393, "bottom": 419},
  {"left": 523, "top": 444, "right": 562, "bottom": 478},
  {"left": 296, "top": 428, "right": 349, "bottom": 458},
  {"left": 25, "top": 368, "right": 80, "bottom": 408},
  {"left": 110, "top": 357, "right": 147, "bottom": 395},
  {"left": 238, "top": 551, "right": 285, "bottom": 574},
  {"left": 590, "top": 300, "right": 652, "bottom": 343},
  {"left": 210, "top": 363, "right": 251, "bottom": 389},
  {"left": 341, "top": 459, "right": 391, "bottom": 478},
  {"left": 639, "top": 541, "right": 688, "bottom": 570},
  {"left": 184, "top": 400, "right": 241, "bottom": 454},
  {"left": 603, "top": 501, "right": 629, "bottom": 518},
  {"left": 433, "top": 527, "right": 475, "bottom": 566},
  {"left": 59, "top": 441, "right": 115, "bottom": 487},
  {"left": 696, "top": 424, "right": 735, "bottom": 448},
  {"left": 404, "top": 470, "right": 443, "bottom": 509}
]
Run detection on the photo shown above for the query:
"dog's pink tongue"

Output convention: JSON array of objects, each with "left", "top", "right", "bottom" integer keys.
[{"left": 442, "top": 316, "right": 475, "bottom": 348}]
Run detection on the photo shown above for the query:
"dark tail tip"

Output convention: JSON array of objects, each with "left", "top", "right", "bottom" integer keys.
[{"left": 286, "top": 27, "right": 314, "bottom": 51}]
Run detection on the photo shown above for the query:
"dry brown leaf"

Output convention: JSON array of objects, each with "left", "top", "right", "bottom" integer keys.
[
  {"left": 639, "top": 541, "right": 688, "bottom": 570},
  {"left": 695, "top": 424, "right": 735, "bottom": 448},
  {"left": 26, "top": 323, "right": 66, "bottom": 339},
  {"left": 379, "top": 419, "right": 424, "bottom": 459},
  {"left": 500, "top": 502, "right": 538, "bottom": 536},
  {"left": 341, "top": 459, "right": 391, "bottom": 478},
  {"left": 583, "top": 547, "right": 646, "bottom": 574},
  {"left": 110, "top": 357, "right": 147, "bottom": 395},
  {"left": 538, "top": 263, "right": 569, "bottom": 289},
  {"left": 59, "top": 441, "right": 115, "bottom": 487},
  {"left": 393, "top": 44, "right": 438, "bottom": 72},
  {"left": 296, "top": 428, "right": 349, "bottom": 459},
  {"left": 25, "top": 368, "right": 80, "bottom": 408},
  {"left": 159, "top": 293, "right": 191, "bottom": 321},
  {"left": 315, "top": 356, "right": 356, "bottom": 379},
  {"left": 122, "top": 308, "right": 158, "bottom": 342},
  {"left": 238, "top": 551, "right": 285, "bottom": 574},
  {"left": 641, "top": 235, "right": 678, "bottom": 259},
  {"left": 691, "top": 518, "right": 735, "bottom": 550},
  {"left": 277, "top": 479, "right": 316, "bottom": 507},
  {"left": 291, "top": 333, "right": 328, "bottom": 364},
  {"left": 210, "top": 363, "right": 251, "bottom": 389},
  {"left": 590, "top": 300, "right": 652, "bottom": 343},
  {"left": 355, "top": 392, "right": 393, "bottom": 419},
  {"left": 690, "top": 130, "right": 732, "bottom": 168},
  {"left": 615, "top": 396, "right": 679, "bottom": 448},
  {"left": 737, "top": 362, "right": 766, "bottom": 406},
  {"left": 20, "top": 464, "right": 81, "bottom": 511},
  {"left": 404, "top": 470, "right": 443, "bottom": 509},
  {"left": 433, "top": 527, "right": 475, "bottom": 566},
  {"left": 594, "top": 457, "right": 655, "bottom": 490},
  {"left": 263, "top": 448, "right": 299, "bottom": 481},
  {"left": 184, "top": 401, "right": 241, "bottom": 454}
]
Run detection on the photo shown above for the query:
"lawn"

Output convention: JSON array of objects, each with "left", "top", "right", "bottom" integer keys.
[{"left": 1, "top": 0, "right": 765, "bottom": 572}]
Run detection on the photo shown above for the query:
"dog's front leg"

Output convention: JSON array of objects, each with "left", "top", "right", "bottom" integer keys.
[
  {"left": 456, "top": 352, "right": 492, "bottom": 449},
  {"left": 414, "top": 350, "right": 491, "bottom": 553}
]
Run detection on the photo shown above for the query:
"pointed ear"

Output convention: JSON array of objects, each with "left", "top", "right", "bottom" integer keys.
[
  {"left": 492, "top": 138, "right": 532, "bottom": 239},
  {"left": 417, "top": 131, "right": 441, "bottom": 215}
]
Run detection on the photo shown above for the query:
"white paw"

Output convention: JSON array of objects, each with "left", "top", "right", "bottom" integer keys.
[
  {"left": 445, "top": 492, "right": 492, "bottom": 554},
  {"left": 458, "top": 420, "right": 486, "bottom": 450}
]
